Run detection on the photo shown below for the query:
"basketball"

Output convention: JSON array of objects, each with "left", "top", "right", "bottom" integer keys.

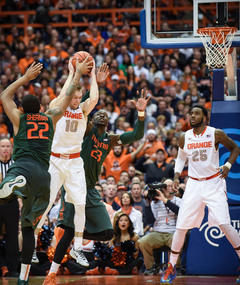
[{"left": 71, "top": 51, "right": 94, "bottom": 73}]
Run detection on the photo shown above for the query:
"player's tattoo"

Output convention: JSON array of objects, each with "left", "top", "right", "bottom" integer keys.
[
  {"left": 47, "top": 106, "right": 63, "bottom": 117},
  {"left": 65, "top": 83, "right": 77, "bottom": 97}
]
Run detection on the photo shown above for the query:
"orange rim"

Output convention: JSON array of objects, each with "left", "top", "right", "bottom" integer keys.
[{"left": 197, "top": 26, "right": 238, "bottom": 36}]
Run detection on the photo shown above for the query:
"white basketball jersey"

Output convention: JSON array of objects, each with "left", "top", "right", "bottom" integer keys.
[
  {"left": 183, "top": 126, "right": 219, "bottom": 178},
  {"left": 51, "top": 105, "right": 86, "bottom": 153}
]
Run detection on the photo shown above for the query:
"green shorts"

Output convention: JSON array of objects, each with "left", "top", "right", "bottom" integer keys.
[
  {"left": 1, "top": 157, "right": 50, "bottom": 230},
  {"left": 58, "top": 187, "right": 112, "bottom": 233}
]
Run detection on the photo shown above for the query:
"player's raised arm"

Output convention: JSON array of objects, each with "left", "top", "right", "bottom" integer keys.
[
  {"left": 0, "top": 62, "right": 43, "bottom": 134},
  {"left": 81, "top": 58, "right": 99, "bottom": 116},
  {"left": 46, "top": 58, "right": 89, "bottom": 127},
  {"left": 109, "top": 89, "right": 150, "bottom": 148}
]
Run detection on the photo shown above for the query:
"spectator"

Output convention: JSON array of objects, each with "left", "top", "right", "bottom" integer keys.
[
  {"left": 95, "top": 184, "right": 115, "bottom": 224},
  {"left": 115, "top": 192, "right": 143, "bottom": 236},
  {"left": 136, "top": 149, "right": 174, "bottom": 184},
  {"left": 18, "top": 49, "right": 34, "bottom": 74},
  {"left": 169, "top": 58, "right": 182, "bottom": 81},
  {"left": 103, "top": 142, "right": 144, "bottom": 183},
  {"left": 137, "top": 129, "right": 166, "bottom": 162},
  {"left": 119, "top": 171, "right": 131, "bottom": 189},
  {"left": 133, "top": 56, "right": 149, "bottom": 79},
  {"left": 114, "top": 184, "right": 128, "bottom": 207},
  {"left": 161, "top": 70, "right": 176, "bottom": 93},
  {"left": 103, "top": 184, "right": 121, "bottom": 211},
  {"left": 139, "top": 179, "right": 181, "bottom": 275}
]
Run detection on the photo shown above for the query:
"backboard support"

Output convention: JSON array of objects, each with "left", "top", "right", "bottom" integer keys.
[{"left": 140, "top": 0, "right": 240, "bottom": 49}]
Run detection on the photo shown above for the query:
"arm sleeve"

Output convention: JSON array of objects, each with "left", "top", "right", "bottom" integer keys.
[
  {"left": 165, "top": 200, "right": 179, "bottom": 215},
  {"left": 119, "top": 119, "right": 144, "bottom": 145},
  {"left": 174, "top": 147, "right": 187, "bottom": 174}
]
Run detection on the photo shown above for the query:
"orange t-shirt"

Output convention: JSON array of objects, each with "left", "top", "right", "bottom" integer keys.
[
  {"left": 0, "top": 124, "right": 8, "bottom": 136},
  {"left": 137, "top": 140, "right": 167, "bottom": 159},
  {"left": 103, "top": 150, "right": 133, "bottom": 182},
  {"left": 88, "top": 35, "right": 103, "bottom": 47},
  {"left": 50, "top": 50, "right": 69, "bottom": 60},
  {"left": 18, "top": 57, "right": 34, "bottom": 74}
]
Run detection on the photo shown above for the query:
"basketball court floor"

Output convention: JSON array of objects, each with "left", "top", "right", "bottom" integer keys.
[{"left": 0, "top": 275, "right": 238, "bottom": 285}]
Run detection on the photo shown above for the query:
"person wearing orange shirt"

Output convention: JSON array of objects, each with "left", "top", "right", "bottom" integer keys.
[
  {"left": 88, "top": 27, "right": 103, "bottom": 48},
  {"left": 18, "top": 49, "right": 34, "bottom": 75},
  {"left": 40, "top": 78, "right": 56, "bottom": 101},
  {"left": 161, "top": 70, "right": 176, "bottom": 93},
  {"left": 103, "top": 142, "right": 145, "bottom": 183},
  {"left": 23, "top": 26, "right": 35, "bottom": 47},
  {"left": 137, "top": 129, "right": 167, "bottom": 161},
  {"left": 50, "top": 41, "right": 69, "bottom": 61}
]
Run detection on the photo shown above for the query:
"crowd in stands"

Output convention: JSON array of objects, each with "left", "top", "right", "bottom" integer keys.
[{"left": 0, "top": 0, "right": 240, "bottom": 278}]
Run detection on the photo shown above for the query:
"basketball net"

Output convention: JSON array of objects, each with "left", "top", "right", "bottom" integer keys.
[{"left": 197, "top": 27, "right": 237, "bottom": 69}]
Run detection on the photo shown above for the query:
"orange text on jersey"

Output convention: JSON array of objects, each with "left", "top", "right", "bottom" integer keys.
[
  {"left": 64, "top": 110, "right": 82, "bottom": 119},
  {"left": 27, "top": 114, "right": 48, "bottom": 121},
  {"left": 92, "top": 134, "right": 109, "bottom": 150},
  {"left": 187, "top": 141, "right": 212, "bottom": 149}
]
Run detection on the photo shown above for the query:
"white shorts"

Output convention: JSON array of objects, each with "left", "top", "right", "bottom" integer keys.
[
  {"left": 49, "top": 156, "right": 86, "bottom": 205},
  {"left": 176, "top": 176, "right": 231, "bottom": 229}
]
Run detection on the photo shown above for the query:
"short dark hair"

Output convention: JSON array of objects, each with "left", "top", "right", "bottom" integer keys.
[
  {"left": 22, "top": 95, "right": 40, "bottom": 114},
  {"left": 190, "top": 104, "right": 208, "bottom": 120},
  {"left": 156, "top": 148, "right": 165, "bottom": 154}
]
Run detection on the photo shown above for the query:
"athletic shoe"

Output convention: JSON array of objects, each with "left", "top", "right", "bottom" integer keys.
[
  {"left": 160, "top": 262, "right": 177, "bottom": 284},
  {"left": 17, "top": 278, "right": 29, "bottom": 285},
  {"left": 144, "top": 267, "right": 156, "bottom": 275},
  {"left": 31, "top": 249, "right": 39, "bottom": 264},
  {"left": 0, "top": 176, "right": 26, "bottom": 199},
  {"left": 70, "top": 247, "right": 89, "bottom": 267},
  {"left": 236, "top": 276, "right": 240, "bottom": 284},
  {"left": 42, "top": 273, "right": 57, "bottom": 285}
]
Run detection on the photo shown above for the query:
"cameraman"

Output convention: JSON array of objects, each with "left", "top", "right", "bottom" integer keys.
[{"left": 139, "top": 179, "right": 181, "bottom": 275}]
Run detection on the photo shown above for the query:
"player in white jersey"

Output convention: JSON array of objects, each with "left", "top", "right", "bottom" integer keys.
[
  {"left": 35, "top": 56, "right": 102, "bottom": 267},
  {"left": 161, "top": 105, "right": 240, "bottom": 284}
]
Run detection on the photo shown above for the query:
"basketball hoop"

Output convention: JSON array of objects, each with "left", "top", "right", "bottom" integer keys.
[{"left": 197, "top": 26, "right": 238, "bottom": 69}]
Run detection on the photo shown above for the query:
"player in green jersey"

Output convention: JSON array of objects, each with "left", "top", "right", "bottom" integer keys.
[
  {"left": 43, "top": 89, "right": 149, "bottom": 283},
  {"left": 0, "top": 59, "right": 92, "bottom": 285}
]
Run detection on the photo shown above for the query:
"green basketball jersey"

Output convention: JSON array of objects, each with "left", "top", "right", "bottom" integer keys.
[
  {"left": 81, "top": 126, "right": 111, "bottom": 188},
  {"left": 13, "top": 112, "right": 54, "bottom": 168}
]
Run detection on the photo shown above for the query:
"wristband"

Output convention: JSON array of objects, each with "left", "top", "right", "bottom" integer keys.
[
  {"left": 138, "top": 111, "right": 145, "bottom": 117},
  {"left": 224, "top": 162, "right": 232, "bottom": 170}
]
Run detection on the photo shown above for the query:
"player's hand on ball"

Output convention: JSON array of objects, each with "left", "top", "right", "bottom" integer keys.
[
  {"left": 76, "top": 56, "right": 93, "bottom": 75},
  {"left": 68, "top": 57, "right": 74, "bottom": 73}
]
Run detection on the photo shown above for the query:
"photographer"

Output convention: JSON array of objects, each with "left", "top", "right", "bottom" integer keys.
[{"left": 138, "top": 179, "right": 181, "bottom": 275}]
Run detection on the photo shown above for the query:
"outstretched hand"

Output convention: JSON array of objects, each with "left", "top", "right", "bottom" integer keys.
[
  {"left": 24, "top": 62, "right": 43, "bottom": 81},
  {"left": 131, "top": 89, "right": 150, "bottom": 111},
  {"left": 96, "top": 63, "right": 109, "bottom": 84}
]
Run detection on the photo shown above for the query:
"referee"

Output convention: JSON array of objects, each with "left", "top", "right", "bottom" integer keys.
[{"left": 0, "top": 137, "right": 20, "bottom": 277}]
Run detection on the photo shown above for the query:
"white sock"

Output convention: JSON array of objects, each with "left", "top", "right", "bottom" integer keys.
[
  {"left": 49, "top": 261, "right": 60, "bottom": 274},
  {"left": 34, "top": 234, "right": 38, "bottom": 248},
  {"left": 219, "top": 224, "right": 240, "bottom": 258},
  {"left": 19, "top": 263, "right": 31, "bottom": 281},
  {"left": 73, "top": 204, "right": 85, "bottom": 249},
  {"left": 74, "top": 237, "right": 83, "bottom": 249},
  {"left": 169, "top": 229, "right": 188, "bottom": 266}
]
